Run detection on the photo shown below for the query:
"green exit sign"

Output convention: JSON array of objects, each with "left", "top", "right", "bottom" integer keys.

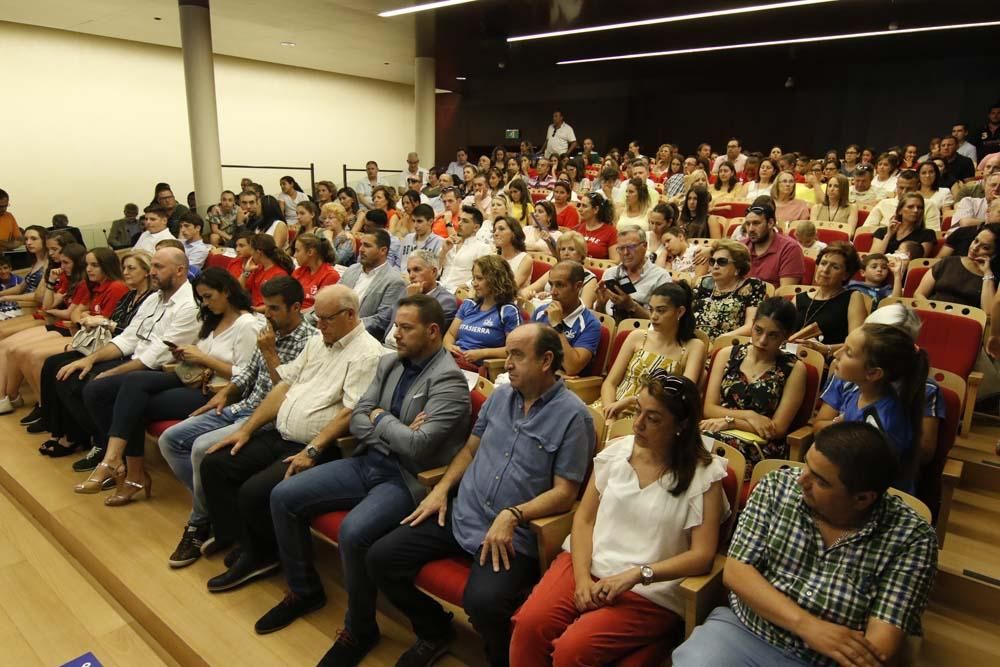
[{"left": 504, "top": 129, "right": 520, "bottom": 140}]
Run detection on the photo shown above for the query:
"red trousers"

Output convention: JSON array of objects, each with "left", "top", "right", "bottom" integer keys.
[{"left": 509, "top": 551, "right": 680, "bottom": 667}]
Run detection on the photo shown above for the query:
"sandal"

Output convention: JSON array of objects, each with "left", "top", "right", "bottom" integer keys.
[
  {"left": 105, "top": 471, "right": 152, "bottom": 507},
  {"left": 47, "top": 441, "right": 81, "bottom": 458},
  {"left": 74, "top": 462, "right": 118, "bottom": 494},
  {"left": 38, "top": 439, "right": 60, "bottom": 456}
]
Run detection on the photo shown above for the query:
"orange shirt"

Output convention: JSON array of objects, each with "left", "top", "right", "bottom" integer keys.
[{"left": 0, "top": 212, "right": 22, "bottom": 243}]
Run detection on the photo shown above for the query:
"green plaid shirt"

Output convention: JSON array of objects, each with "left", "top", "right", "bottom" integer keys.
[{"left": 728, "top": 469, "right": 938, "bottom": 666}]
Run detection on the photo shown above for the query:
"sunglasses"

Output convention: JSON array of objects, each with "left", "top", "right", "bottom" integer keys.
[
  {"left": 708, "top": 257, "right": 732, "bottom": 267},
  {"left": 747, "top": 205, "right": 774, "bottom": 217}
]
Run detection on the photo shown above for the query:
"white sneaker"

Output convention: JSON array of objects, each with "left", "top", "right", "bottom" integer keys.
[{"left": 0, "top": 395, "right": 23, "bottom": 415}]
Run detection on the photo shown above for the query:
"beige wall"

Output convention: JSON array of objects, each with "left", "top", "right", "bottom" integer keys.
[{"left": 0, "top": 21, "right": 414, "bottom": 245}]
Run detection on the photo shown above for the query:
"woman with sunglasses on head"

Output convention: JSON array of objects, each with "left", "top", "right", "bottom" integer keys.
[
  {"left": 599, "top": 283, "right": 707, "bottom": 421},
  {"left": 30, "top": 252, "right": 154, "bottom": 459},
  {"left": 700, "top": 297, "right": 806, "bottom": 480},
  {"left": 510, "top": 372, "right": 728, "bottom": 666},
  {"left": 693, "top": 239, "right": 767, "bottom": 340},
  {"left": 74, "top": 268, "right": 261, "bottom": 505}
]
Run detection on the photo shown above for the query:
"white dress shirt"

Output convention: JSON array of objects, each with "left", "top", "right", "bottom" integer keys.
[
  {"left": 110, "top": 280, "right": 200, "bottom": 369},
  {"left": 275, "top": 323, "right": 383, "bottom": 444},
  {"left": 133, "top": 228, "right": 176, "bottom": 254},
  {"left": 440, "top": 237, "right": 494, "bottom": 291}
]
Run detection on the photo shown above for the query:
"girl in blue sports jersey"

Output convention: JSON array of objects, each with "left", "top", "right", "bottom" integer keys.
[{"left": 444, "top": 254, "right": 522, "bottom": 368}]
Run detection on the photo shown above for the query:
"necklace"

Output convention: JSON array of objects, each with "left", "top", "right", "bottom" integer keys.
[
  {"left": 802, "top": 288, "right": 845, "bottom": 333},
  {"left": 825, "top": 205, "right": 841, "bottom": 221}
]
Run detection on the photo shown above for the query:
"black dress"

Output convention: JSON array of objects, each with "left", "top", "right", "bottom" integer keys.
[{"left": 793, "top": 289, "right": 853, "bottom": 345}]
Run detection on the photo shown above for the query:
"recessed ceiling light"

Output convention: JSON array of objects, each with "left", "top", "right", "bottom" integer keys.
[
  {"left": 280, "top": 41, "right": 296, "bottom": 47},
  {"left": 557, "top": 20, "right": 1000, "bottom": 64},
  {"left": 455, "top": 76, "right": 467, "bottom": 80},
  {"left": 379, "top": 0, "right": 477, "bottom": 18},
  {"left": 508, "top": 0, "right": 837, "bottom": 42}
]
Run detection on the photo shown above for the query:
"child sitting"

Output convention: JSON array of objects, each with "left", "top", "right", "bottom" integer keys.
[
  {"left": 848, "top": 253, "right": 899, "bottom": 307},
  {"left": 795, "top": 220, "right": 826, "bottom": 252},
  {"left": 0, "top": 258, "right": 23, "bottom": 292}
]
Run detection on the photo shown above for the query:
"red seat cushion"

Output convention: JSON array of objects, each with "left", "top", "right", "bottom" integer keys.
[
  {"left": 918, "top": 377, "right": 961, "bottom": 520},
  {"left": 914, "top": 311, "right": 982, "bottom": 377},
  {"left": 854, "top": 232, "right": 874, "bottom": 253},
  {"left": 146, "top": 420, "right": 181, "bottom": 438},
  {"left": 415, "top": 556, "right": 471, "bottom": 607},
  {"left": 531, "top": 260, "right": 551, "bottom": 284},
  {"left": 816, "top": 228, "right": 849, "bottom": 244},
  {"left": 802, "top": 256, "right": 816, "bottom": 286},
  {"left": 903, "top": 267, "right": 929, "bottom": 298},
  {"left": 311, "top": 510, "right": 349, "bottom": 544}
]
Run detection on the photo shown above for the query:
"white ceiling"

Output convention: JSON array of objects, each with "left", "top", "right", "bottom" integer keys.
[{"left": 0, "top": 0, "right": 418, "bottom": 84}]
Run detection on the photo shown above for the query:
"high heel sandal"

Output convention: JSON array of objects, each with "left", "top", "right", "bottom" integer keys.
[
  {"left": 105, "top": 472, "right": 152, "bottom": 507},
  {"left": 73, "top": 462, "right": 118, "bottom": 494}
]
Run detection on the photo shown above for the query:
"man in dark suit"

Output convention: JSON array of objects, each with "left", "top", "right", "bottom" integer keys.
[
  {"left": 337, "top": 227, "right": 406, "bottom": 340},
  {"left": 254, "top": 294, "right": 471, "bottom": 642}
]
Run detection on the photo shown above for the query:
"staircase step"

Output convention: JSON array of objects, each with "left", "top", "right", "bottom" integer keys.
[{"left": 920, "top": 604, "right": 1000, "bottom": 665}]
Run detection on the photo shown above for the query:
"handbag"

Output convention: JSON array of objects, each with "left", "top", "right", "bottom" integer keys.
[
  {"left": 174, "top": 360, "right": 214, "bottom": 389},
  {"left": 70, "top": 324, "right": 113, "bottom": 356}
]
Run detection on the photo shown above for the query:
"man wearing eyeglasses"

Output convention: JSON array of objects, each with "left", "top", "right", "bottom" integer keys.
[
  {"left": 155, "top": 185, "right": 190, "bottom": 237},
  {"left": 199, "top": 285, "right": 383, "bottom": 594},
  {"left": 712, "top": 138, "right": 747, "bottom": 176},
  {"left": 595, "top": 226, "right": 672, "bottom": 321},
  {"left": 742, "top": 203, "right": 804, "bottom": 289},
  {"left": 399, "top": 152, "right": 427, "bottom": 191}
]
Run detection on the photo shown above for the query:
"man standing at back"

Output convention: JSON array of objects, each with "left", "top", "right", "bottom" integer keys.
[
  {"left": 543, "top": 110, "right": 577, "bottom": 158},
  {"left": 258, "top": 295, "right": 470, "bottom": 643}
]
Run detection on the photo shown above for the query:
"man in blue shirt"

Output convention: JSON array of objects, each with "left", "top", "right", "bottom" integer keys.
[
  {"left": 532, "top": 260, "right": 601, "bottom": 376},
  {"left": 362, "top": 323, "right": 595, "bottom": 667}
]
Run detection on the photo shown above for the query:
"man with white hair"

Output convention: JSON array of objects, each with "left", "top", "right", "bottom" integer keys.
[{"left": 198, "top": 285, "right": 383, "bottom": 594}]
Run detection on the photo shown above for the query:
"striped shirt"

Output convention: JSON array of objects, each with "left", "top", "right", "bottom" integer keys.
[
  {"left": 728, "top": 468, "right": 938, "bottom": 666},
  {"left": 229, "top": 320, "right": 317, "bottom": 416}
]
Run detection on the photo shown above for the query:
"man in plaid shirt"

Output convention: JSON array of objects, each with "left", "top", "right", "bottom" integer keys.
[
  {"left": 674, "top": 422, "right": 937, "bottom": 666},
  {"left": 158, "top": 276, "right": 317, "bottom": 568}
]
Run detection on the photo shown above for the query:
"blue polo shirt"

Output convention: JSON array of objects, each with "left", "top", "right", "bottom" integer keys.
[
  {"left": 451, "top": 380, "right": 595, "bottom": 557},
  {"left": 454, "top": 300, "right": 521, "bottom": 353},
  {"left": 532, "top": 302, "right": 601, "bottom": 357}
]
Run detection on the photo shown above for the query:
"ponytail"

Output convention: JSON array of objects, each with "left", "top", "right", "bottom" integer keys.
[
  {"left": 250, "top": 233, "right": 295, "bottom": 275},
  {"left": 295, "top": 232, "right": 336, "bottom": 264}
]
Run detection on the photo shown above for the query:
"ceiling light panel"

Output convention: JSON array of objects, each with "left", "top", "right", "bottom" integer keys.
[{"left": 379, "top": 0, "right": 477, "bottom": 18}]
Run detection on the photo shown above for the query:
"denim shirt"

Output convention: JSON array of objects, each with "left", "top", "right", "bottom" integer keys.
[{"left": 451, "top": 379, "right": 595, "bottom": 558}]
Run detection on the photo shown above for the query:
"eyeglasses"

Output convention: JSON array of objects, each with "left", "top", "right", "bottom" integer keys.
[
  {"left": 314, "top": 308, "right": 351, "bottom": 323},
  {"left": 618, "top": 242, "right": 646, "bottom": 254},
  {"left": 136, "top": 307, "right": 167, "bottom": 342},
  {"left": 708, "top": 257, "right": 732, "bottom": 267}
]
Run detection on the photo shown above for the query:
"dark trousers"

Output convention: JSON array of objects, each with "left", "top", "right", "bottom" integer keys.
[
  {"left": 83, "top": 369, "right": 208, "bottom": 457},
  {"left": 199, "top": 429, "right": 305, "bottom": 562},
  {"left": 269, "top": 449, "right": 414, "bottom": 638},
  {"left": 47, "top": 356, "right": 127, "bottom": 446},
  {"left": 367, "top": 508, "right": 539, "bottom": 667}
]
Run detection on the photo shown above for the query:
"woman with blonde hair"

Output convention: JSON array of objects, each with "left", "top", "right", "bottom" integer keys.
[
  {"left": 617, "top": 177, "right": 655, "bottom": 231},
  {"left": 444, "top": 254, "right": 522, "bottom": 368},
  {"left": 320, "top": 201, "right": 356, "bottom": 266},
  {"left": 771, "top": 170, "right": 811, "bottom": 224},
  {"left": 810, "top": 173, "right": 858, "bottom": 233},
  {"left": 519, "top": 230, "right": 599, "bottom": 309}
]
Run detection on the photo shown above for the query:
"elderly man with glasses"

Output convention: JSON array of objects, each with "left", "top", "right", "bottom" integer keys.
[
  {"left": 594, "top": 225, "right": 672, "bottom": 321},
  {"left": 197, "top": 284, "right": 383, "bottom": 594}
]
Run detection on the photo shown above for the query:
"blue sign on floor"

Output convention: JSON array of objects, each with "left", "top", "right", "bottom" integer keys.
[{"left": 60, "top": 653, "right": 103, "bottom": 667}]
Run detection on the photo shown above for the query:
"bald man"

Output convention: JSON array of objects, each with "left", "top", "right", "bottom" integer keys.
[
  {"left": 56, "top": 247, "right": 200, "bottom": 465},
  {"left": 199, "top": 285, "right": 384, "bottom": 596}
]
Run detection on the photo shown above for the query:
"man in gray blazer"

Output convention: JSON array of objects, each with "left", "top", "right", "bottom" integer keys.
[
  {"left": 256, "top": 294, "right": 471, "bottom": 638},
  {"left": 338, "top": 226, "right": 406, "bottom": 340}
]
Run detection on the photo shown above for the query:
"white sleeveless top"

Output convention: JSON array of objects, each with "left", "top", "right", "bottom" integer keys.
[{"left": 564, "top": 436, "right": 730, "bottom": 613}]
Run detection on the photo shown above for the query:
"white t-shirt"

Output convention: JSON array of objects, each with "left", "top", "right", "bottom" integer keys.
[
  {"left": 564, "top": 436, "right": 730, "bottom": 614},
  {"left": 278, "top": 191, "right": 310, "bottom": 225},
  {"left": 440, "top": 237, "right": 493, "bottom": 291},
  {"left": 133, "top": 228, "right": 176, "bottom": 254},
  {"left": 544, "top": 122, "right": 577, "bottom": 157},
  {"left": 196, "top": 312, "right": 265, "bottom": 378}
]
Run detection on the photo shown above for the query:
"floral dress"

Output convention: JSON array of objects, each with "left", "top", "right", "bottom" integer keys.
[
  {"left": 704, "top": 342, "right": 797, "bottom": 480},
  {"left": 693, "top": 276, "right": 767, "bottom": 340}
]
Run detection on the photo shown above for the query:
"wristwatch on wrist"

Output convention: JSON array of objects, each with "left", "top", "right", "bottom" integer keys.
[
  {"left": 640, "top": 565, "right": 655, "bottom": 586},
  {"left": 724, "top": 415, "right": 735, "bottom": 425},
  {"left": 305, "top": 445, "right": 320, "bottom": 460}
]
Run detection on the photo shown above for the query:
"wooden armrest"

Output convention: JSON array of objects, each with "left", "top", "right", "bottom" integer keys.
[
  {"left": 417, "top": 466, "right": 447, "bottom": 487},
  {"left": 679, "top": 554, "right": 727, "bottom": 639},
  {"left": 936, "top": 458, "right": 964, "bottom": 548},
  {"left": 529, "top": 506, "right": 577, "bottom": 571},
  {"left": 787, "top": 425, "right": 814, "bottom": 462},
  {"left": 564, "top": 376, "right": 603, "bottom": 405},
  {"left": 963, "top": 371, "right": 983, "bottom": 435},
  {"left": 162, "top": 362, "right": 177, "bottom": 373},
  {"left": 482, "top": 358, "right": 505, "bottom": 381},
  {"left": 335, "top": 436, "right": 357, "bottom": 457}
]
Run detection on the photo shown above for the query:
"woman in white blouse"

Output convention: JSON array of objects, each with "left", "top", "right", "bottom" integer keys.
[
  {"left": 74, "top": 268, "right": 262, "bottom": 506},
  {"left": 917, "top": 161, "right": 955, "bottom": 218},
  {"left": 510, "top": 372, "right": 728, "bottom": 665},
  {"left": 743, "top": 157, "right": 779, "bottom": 201},
  {"left": 277, "top": 176, "right": 310, "bottom": 226}
]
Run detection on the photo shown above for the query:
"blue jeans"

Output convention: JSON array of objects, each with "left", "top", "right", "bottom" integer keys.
[
  {"left": 672, "top": 607, "right": 809, "bottom": 667},
  {"left": 157, "top": 407, "right": 248, "bottom": 526},
  {"left": 269, "top": 449, "right": 414, "bottom": 639}
]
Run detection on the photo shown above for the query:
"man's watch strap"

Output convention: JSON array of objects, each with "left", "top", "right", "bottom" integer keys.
[{"left": 305, "top": 445, "right": 320, "bottom": 459}]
